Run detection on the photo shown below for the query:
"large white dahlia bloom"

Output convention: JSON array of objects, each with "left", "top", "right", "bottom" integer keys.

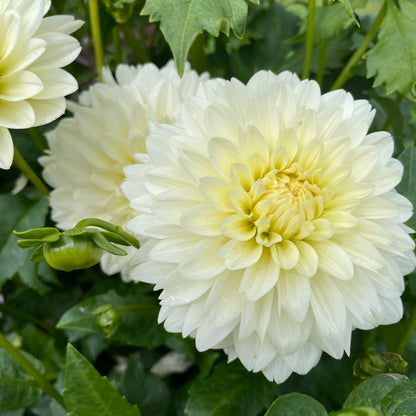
[
  {"left": 41, "top": 61, "right": 208, "bottom": 276},
  {"left": 0, "top": 0, "right": 82, "bottom": 169},
  {"left": 123, "top": 71, "right": 416, "bottom": 383}
]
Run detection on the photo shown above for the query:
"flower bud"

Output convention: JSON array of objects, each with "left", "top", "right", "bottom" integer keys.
[
  {"left": 92, "top": 304, "right": 120, "bottom": 337},
  {"left": 330, "top": 407, "right": 378, "bottom": 416},
  {"left": 43, "top": 234, "right": 103, "bottom": 272}
]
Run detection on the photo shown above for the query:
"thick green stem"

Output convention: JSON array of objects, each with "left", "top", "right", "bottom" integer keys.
[
  {"left": 302, "top": 0, "right": 316, "bottom": 80},
  {"left": 316, "top": 0, "right": 329, "bottom": 86},
  {"left": 13, "top": 146, "right": 49, "bottom": 196},
  {"left": 396, "top": 306, "right": 416, "bottom": 355},
  {"left": 29, "top": 128, "right": 48, "bottom": 152},
  {"left": 330, "top": 1, "right": 387, "bottom": 90},
  {"left": 75, "top": 218, "right": 140, "bottom": 248},
  {"left": 89, "top": 0, "right": 104, "bottom": 81},
  {"left": 121, "top": 24, "right": 150, "bottom": 63},
  {"left": 0, "top": 332, "right": 66, "bottom": 410}
]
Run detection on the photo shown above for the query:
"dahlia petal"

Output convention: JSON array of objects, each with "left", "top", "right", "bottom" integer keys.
[
  {"left": 278, "top": 269, "right": 311, "bottom": 322},
  {"left": 332, "top": 234, "right": 384, "bottom": 270},
  {"left": 240, "top": 250, "right": 280, "bottom": 301},
  {"left": 378, "top": 296, "right": 403, "bottom": 325},
  {"left": 181, "top": 203, "right": 228, "bottom": 235},
  {"left": 219, "top": 214, "right": 256, "bottom": 241},
  {"left": 262, "top": 355, "right": 292, "bottom": 383},
  {"left": 313, "top": 240, "right": 354, "bottom": 280},
  {"left": 30, "top": 68, "right": 77, "bottom": 99},
  {"left": 13, "top": 0, "right": 43, "bottom": 37},
  {"left": 238, "top": 125, "right": 269, "bottom": 163},
  {"left": 0, "top": 127, "right": 13, "bottom": 169},
  {"left": 234, "top": 333, "right": 276, "bottom": 372},
  {"left": 182, "top": 296, "right": 206, "bottom": 337},
  {"left": 199, "top": 176, "right": 234, "bottom": 211},
  {"left": 208, "top": 136, "right": 242, "bottom": 179},
  {"left": 37, "top": 15, "right": 84, "bottom": 35},
  {"left": 321, "top": 210, "right": 357, "bottom": 230},
  {"left": 230, "top": 162, "right": 255, "bottom": 192},
  {"left": 295, "top": 241, "right": 318, "bottom": 278},
  {"left": 295, "top": 79, "right": 321, "bottom": 110},
  {"left": 149, "top": 236, "right": 199, "bottom": 263},
  {"left": 129, "top": 261, "right": 175, "bottom": 284},
  {"left": 27, "top": 96, "right": 65, "bottom": 125},
  {"left": 31, "top": 31, "right": 81, "bottom": 68},
  {"left": 0, "top": 10, "right": 20, "bottom": 61},
  {"left": 160, "top": 278, "right": 213, "bottom": 306},
  {"left": 179, "top": 150, "right": 218, "bottom": 183},
  {"left": 179, "top": 237, "right": 227, "bottom": 279},
  {"left": 283, "top": 342, "right": 322, "bottom": 374},
  {"left": 196, "top": 317, "right": 239, "bottom": 351},
  {"left": 274, "top": 240, "right": 299, "bottom": 270},
  {"left": 218, "top": 239, "right": 263, "bottom": 270},
  {"left": 204, "top": 103, "right": 240, "bottom": 140},
  {"left": 0, "top": 99, "right": 35, "bottom": 128}
]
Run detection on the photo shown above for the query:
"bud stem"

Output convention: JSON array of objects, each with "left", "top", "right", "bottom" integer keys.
[
  {"left": 74, "top": 218, "right": 140, "bottom": 248},
  {"left": 302, "top": 0, "right": 316, "bottom": 80},
  {"left": 89, "top": 0, "right": 104, "bottom": 81},
  {"left": 396, "top": 305, "right": 416, "bottom": 355}
]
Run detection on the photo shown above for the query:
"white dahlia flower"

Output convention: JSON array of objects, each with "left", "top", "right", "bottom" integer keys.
[
  {"left": 41, "top": 61, "right": 209, "bottom": 277},
  {"left": 0, "top": 0, "right": 82, "bottom": 169},
  {"left": 123, "top": 71, "right": 416, "bottom": 383}
]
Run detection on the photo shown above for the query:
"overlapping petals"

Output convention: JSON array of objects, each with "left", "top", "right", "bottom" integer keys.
[
  {"left": 40, "top": 61, "right": 209, "bottom": 277},
  {"left": 0, "top": 0, "right": 82, "bottom": 169},
  {"left": 123, "top": 71, "right": 416, "bottom": 383}
]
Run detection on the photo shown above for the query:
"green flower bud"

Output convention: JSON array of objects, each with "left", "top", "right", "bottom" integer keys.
[
  {"left": 92, "top": 304, "right": 121, "bottom": 337},
  {"left": 330, "top": 407, "right": 379, "bottom": 416},
  {"left": 43, "top": 234, "right": 103, "bottom": 272}
]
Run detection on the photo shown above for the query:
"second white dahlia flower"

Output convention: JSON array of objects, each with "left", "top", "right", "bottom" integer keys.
[
  {"left": 41, "top": 61, "right": 208, "bottom": 277},
  {"left": 123, "top": 71, "right": 416, "bottom": 383},
  {"left": 0, "top": 0, "right": 82, "bottom": 169}
]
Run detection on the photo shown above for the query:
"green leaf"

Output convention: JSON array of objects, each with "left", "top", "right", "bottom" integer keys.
[
  {"left": 118, "top": 357, "right": 170, "bottom": 416},
  {"left": 13, "top": 228, "right": 59, "bottom": 240},
  {"left": 397, "top": 146, "right": 416, "bottom": 228},
  {"left": 329, "top": 407, "right": 378, "bottom": 416},
  {"left": 141, "top": 0, "right": 259, "bottom": 75},
  {"left": 100, "top": 231, "right": 131, "bottom": 246},
  {"left": 185, "top": 361, "right": 277, "bottom": 416},
  {"left": 378, "top": 380, "right": 416, "bottom": 416},
  {"left": 29, "top": 245, "right": 45, "bottom": 263},
  {"left": 366, "top": 0, "right": 416, "bottom": 100},
  {"left": 0, "top": 349, "right": 44, "bottom": 411},
  {"left": 343, "top": 373, "right": 408, "bottom": 409},
  {"left": 91, "top": 232, "right": 128, "bottom": 256},
  {"left": 63, "top": 344, "right": 141, "bottom": 416},
  {"left": 0, "top": 194, "right": 48, "bottom": 288},
  {"left": 336, "top": 0, "right": 361, "bottom": 27},
  {"left": 57, "top": 290, "right": 167, "bottom": 348},
  {"left": 265, "top": 392, "right": 328, "bottom": 416}
]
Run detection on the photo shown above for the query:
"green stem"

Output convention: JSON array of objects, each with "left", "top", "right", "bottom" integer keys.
[
  {"left": 13, "top": 146, "right": 49, "bottom": 196},
  {"left": 330, "top": 1, "right": 387, "bottom": 90},
  {"left": 29, "top": 128, "right": 48, "bottom": 152},
  {"left": 74, "top": 218, "right": 140, "bottom": 249},
  {"left": 190, "top": 33, "right": 207, "bottom": 74},
  {"left": 0, "top": 332, "right": 66, "bottom": 410},
  {"left": 89, "top": 0, "right": 104, "bottom": 81},
  {"left": 113, "top": 26, "right": 122, "bottom": 66},
  {"left": 396, "top": 306, "right": 416, "bottom": 355},
  {"left": 121, "top": 24, "right": 150, "bottom": 63},
  {"left": 302, "top": 0, "right": 316, "bottom": 80},
  {"left": 316, "top": 0, "right": 329, "bottom": 86}
]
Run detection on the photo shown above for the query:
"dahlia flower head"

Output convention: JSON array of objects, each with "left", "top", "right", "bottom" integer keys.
[
  {"left": 0, "top": 0, "right": 82, "bottom": 169},
  {"left": 123, "top": 71, "right": 416, "bottom": 383},
  {"left": 40, "top": 61, "right": 209, "bottom": 277}
]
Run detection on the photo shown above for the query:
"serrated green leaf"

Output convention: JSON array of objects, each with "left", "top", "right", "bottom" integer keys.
[
  {"left": 141, "top": 0, "right": 258, "bottom": 75},
  {"left": 0, "top": 349, "right": 44, "bottom": 411},
  {"left": 0, "top": 194, "right": 48, "bottom": 289},
  {"left": 92, "top": 232, "right": 127, "bottom": 256},
  {"left": 57, "top": 290, "right": 167, "bottom": 348},
  {"left": 265, "top": 392, "right": 327, "bottom": 416},
  {"left": 367, "top": 0, "right": 416, "bottom": 100},
  {"left": 185, "top": 361, "right": 277, "bottom": 416},
  {"left": 64, "top": 344, "right": 141, "bottom": 416},
  {"left": 397, "top": 146, "right": 416, "bottom": 228},
  {"left": 343, "top": 373, "right": 408, "bottom": 409}
]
